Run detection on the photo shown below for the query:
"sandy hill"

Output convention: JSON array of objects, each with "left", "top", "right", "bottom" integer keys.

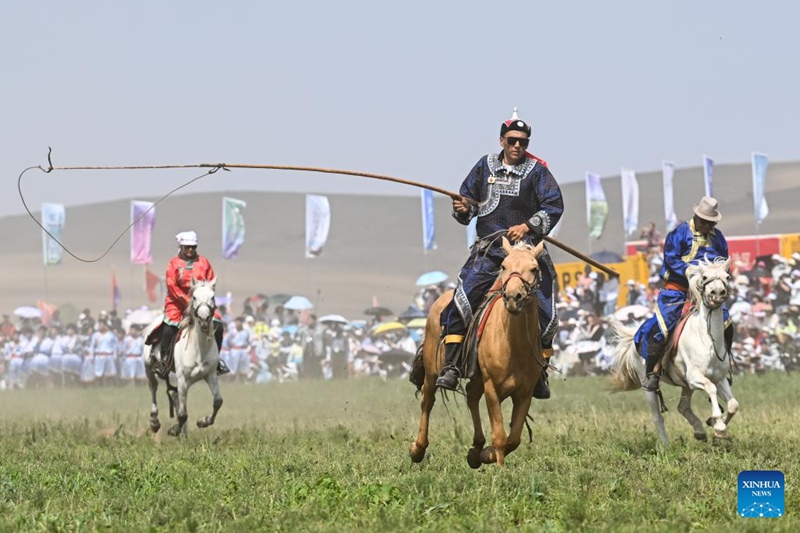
[{"left": 2, "top": 160, "right": 798, "bottom": 319}]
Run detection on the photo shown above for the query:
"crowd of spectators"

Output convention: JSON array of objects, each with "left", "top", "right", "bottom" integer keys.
[{"left": 3, "top": 250, "right": 800, "bottom": 390}]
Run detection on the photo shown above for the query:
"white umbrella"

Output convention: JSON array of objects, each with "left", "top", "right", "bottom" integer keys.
[
  {"left": 13, "top": 306, "right": 41, "bottom": 319},
  {"left": 319, "top": 314, "right": 349, "bottom": 325},
  {"left": 125, "top": 308, "right": 159, "bottom": 325},
  {"left": 283, "top": 296, "right": 313, "bottom": 310},
  {"left": 614, "top": 305, "right": 651, "bottom": 321}
]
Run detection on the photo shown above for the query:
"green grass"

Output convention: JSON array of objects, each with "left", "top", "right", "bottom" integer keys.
[{"left": 0, "top": 373, "right": 798, "bottom": 532}]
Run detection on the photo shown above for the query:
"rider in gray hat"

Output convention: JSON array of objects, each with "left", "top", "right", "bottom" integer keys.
[{"left": 634, "top": 196, "right": 733, "bottom": 392}]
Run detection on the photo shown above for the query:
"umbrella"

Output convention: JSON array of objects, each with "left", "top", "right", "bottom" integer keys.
[
  {"left": 269, "top": 293, "right": 294, "bottom": 307},
  {"left": 13, "top": 306, "right": 41, "bottom": 319},
  {"left": 319, "top": 314, "right": 349, "bottom": 325},
  {"left": 125, "top": 308, "right": 159, "bottom": 325},
  {"left": 398, "top": 305, "right": 426, "bottom": 320},
  {"left": 372, "top": 321, "right": 407, "bottom": 336},
  {"left": 407, "top": 317, "right": 427, "bottom": 328},
  {"left": 590, "top": 250, "right": 625, "bottom": 264},
  {"left": 416, "top": 271, "right": 449, "bottom": 287},
  {"left": 377, "top": 348, "right": 415, "bottom": 364},
  {"left": 364, "top": 306, "right": 394, "bottom": 317},
  {"left": 283, "top": 296, "right": 313, "bottom": 310},
  {"left": 614, "top": 305, "right": 651, "bottom": 321},
  {"left": 282, "top": 325, "right": 298, "bottom": 336}
]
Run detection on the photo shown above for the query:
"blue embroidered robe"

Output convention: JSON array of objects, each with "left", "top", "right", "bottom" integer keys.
[
  {"left": 634, "top": 219, "right": 732, "bottom": 355},
  {"left": 440, "top": 152, "right": 564, "bottom": 344}
]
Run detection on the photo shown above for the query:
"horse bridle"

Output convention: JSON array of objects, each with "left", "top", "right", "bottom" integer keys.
[
  {"left": 695, "top": 272, "right": 730, "bottom": 310},
  {"left": 501, "top": 270, "right": 541, "bottom": 304}
]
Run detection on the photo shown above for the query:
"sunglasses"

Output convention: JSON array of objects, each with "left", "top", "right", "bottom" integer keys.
[{"left": 504, "top": 136, "right": 529, "bottom": 147}]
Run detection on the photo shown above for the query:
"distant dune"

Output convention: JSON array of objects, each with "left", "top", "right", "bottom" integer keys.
[{"left": 2, "top": 161, "right": 798, "bottom": 319}]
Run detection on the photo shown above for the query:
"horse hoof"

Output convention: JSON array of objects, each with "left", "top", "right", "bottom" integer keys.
[
  {"left": 167, "top": 425, "right": 182, "bottom": 437},
  {"left": 713, "top": 429, "right": 729, "bottom": 439},
  {"left": 479, "top": 447, "right": 497, "bottom": 465},
  {"left": 467, "top": 448, "right": 482, "bottom": 469},
  {"left": 150, "top": 419, "right": 161, "bottom": 433},
  {"left": 706, "top": 417, "right": 714, "bottom": 427},
  {"left": 409, "top": 443, "right": 426, "bottom": 463},
  {"left": 196, "top": 417, "right": 212, "bottom": 428},
  {"left": 694, "top": 432, "right": 707, "bottom": 441}
]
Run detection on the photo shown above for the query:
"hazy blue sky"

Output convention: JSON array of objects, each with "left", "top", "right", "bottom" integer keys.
[{"left": 2, "top": 1, "right": 798, "bottom": 217}]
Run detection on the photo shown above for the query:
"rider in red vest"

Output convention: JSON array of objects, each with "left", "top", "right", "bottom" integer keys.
[{"left": 159, "top": 230, "right": 229, "bottom": 375}]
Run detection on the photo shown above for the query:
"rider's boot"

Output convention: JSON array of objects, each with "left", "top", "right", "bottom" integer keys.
[
  {"left": 642, "top": 338, "right": 665, "bottom": 392},
  {"left": 213, "top": 324, "right": 230, "bottom": 375},
  {"left": 533, "top": 347, "right": 554, "bottom": 399},
  {"left": 217, "top": 360, "right": 231, "bottom": 375},
  {"left": 435, "top": 335, "right": 464, "bottom": 391},
  {"left": 724, "top": 325, "right": 734, "bottom": 385}
]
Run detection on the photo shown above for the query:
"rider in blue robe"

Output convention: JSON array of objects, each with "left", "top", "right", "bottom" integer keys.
[
  {"left": 635, "top": 196, "right": 734, "bottom": 391},
  {"left": 436, "top": 109, "right": 564, "bottom": 399}
]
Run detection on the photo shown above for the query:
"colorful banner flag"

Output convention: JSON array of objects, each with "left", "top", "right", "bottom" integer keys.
[
  {"left": 620, "top": 167, "right": 640, "bottom": 237},
  {"left": 112, "top": 270, "right": 121, "bottom": 310},
  {"left": 752, "top": 153, "right": 770, "bottom": 225},
  {"left": 662, "top": 161, "right": 678, "bottom": 231},
  {"left": 585, "top": 172, "right": 608, "bottom": 240},
  {"left": 305, "top": 194, "right": 331, "bottom": 258},
  {"left": 222, "top": 196, "right": 247, "bottom": 259},
  {"left": 130, "top": 200, "right": 155, "bottom": 264},
  {"left": 466, "top": 217, "right": 477, "bottom": 249},
  {"left": 703, "top": 155, "right": 714, "bottom": 197},
  {"left": 421, "top": 189, "right": 436, "bottom": 251},
  {"left": 41, "top": 203, "right": 66, "bottom": 266},
  {"left": 145, "top": 267, "right": 161, "bottom": 303}
]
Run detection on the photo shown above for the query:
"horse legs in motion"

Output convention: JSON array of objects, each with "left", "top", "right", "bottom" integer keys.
[
  {"left": 169, "top": 371, "right": 223, "bottom": 436},
  {"left": 410, "top": 239, "right": 547, "bottom": 467}
]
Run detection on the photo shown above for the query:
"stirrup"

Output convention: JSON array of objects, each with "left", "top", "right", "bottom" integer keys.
[
  {"left": 217, "top": 360, "right": 231, "bottom": 375},
  {"left": 435, "top": 366, "right": 460, "bottom": 391},
  {"left": 642, "top": 372, "right": 660, "bottom": 392},
  {"left": 533, "top": 372, "right": 550, "bottom": 399}
]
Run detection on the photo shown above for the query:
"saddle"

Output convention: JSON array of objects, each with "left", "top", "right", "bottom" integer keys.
[
  {"left": 458, "top": 281, "right": 506, "bottom": 380},
  {"left": 657, "top": 300, "right": 695, "bottom": 374},
  {"left": 144, "top": 322, "right": 182, "bottom": 379}
]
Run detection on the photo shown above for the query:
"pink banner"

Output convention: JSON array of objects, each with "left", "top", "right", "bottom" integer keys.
[{"left": 131, "top": 201, "right": 155, "bottom": 264}]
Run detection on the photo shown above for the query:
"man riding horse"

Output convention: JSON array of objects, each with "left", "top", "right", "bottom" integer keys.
[
  {"left": 154, "top": 230, "right": 229, "bottom": 376},
  {"left": 635, "top": 196, "right": 734, "bottom": 391},
  {"left": 436, "top": 108, "right": 564, "bottom": 399}
]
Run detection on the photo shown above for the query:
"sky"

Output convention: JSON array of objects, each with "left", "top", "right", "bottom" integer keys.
[{"left": 2, "top": 1, "right": 798, "bottom": 217}]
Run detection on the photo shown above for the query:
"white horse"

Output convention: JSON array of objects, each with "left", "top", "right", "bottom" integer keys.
[
  {"left": 143, "top": 279, "right": 223, "bottom": 437},
  {"left": 610, "top": 257, "right": 739, "bottom": 445}
]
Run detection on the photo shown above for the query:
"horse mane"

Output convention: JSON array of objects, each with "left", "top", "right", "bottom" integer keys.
[
  {"left": 687, "top": 255, "right": 729, "bottom": 304},
  {"left": 179, "top": 281, "right": 214, "bottom": 330}
]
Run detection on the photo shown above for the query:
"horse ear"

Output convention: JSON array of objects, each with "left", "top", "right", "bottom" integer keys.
[
  {"left": 722, "top": 258, "right": 731, "bottom": 272},
  {"left": 686, "top": 264, "right": 699, "bottom": 281},
  {"left": 209, "top": 277, "right": 217, "bottom": 291},
  {"left": 533, "top": 241, "right": 545, "bottom": 258},
  {"left": 502, "top": 236, "right": 513, "bottom": 255}
]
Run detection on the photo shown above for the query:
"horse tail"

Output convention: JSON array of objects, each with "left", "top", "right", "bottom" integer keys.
[
  {"left": 609, "top": 320, "right": 644, "bottom": 392},
  {"left": 409, "top": 341, "right": 425, "bottom": 394}
]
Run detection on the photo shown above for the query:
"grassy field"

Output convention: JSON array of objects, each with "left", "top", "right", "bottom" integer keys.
[{"left": 0, "top": 373, "right": 798, "bottom": 532}]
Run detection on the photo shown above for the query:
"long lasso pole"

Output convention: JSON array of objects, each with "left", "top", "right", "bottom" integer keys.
[{"left": 28, "top": 152, "right": 621, "bottom": 277}]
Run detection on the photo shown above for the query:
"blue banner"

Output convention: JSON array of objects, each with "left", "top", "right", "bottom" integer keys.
[
  {"left": 41, "top": 203, "right": 66, "bottom": 266},
  {"left": 752, "top": 153, "right": 769, "bottom": 225},
  {"left": 421, "top": 189, "right": 436, "bottom": 251},
  {"left": 703, "top": 155, "right": 714, "bottom": 197}
]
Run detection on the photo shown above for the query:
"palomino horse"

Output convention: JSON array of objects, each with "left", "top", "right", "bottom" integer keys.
[
  {"left": 610, "top": 257, "right": 738, "bottom": 445},
  {"left": 410, "top": 237, "right": 547, "bottom": 467},
  {"left": 143, "top": 279, "right": 223, "bottom": 437}
]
